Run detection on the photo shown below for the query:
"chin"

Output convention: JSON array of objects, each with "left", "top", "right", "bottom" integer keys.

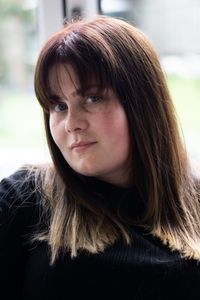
[
  {"left": 72, "top": 165, "right": 99, "bottom": 177},
  {"left": 77, "top": 170, "right": 99, "bottom": 177}
]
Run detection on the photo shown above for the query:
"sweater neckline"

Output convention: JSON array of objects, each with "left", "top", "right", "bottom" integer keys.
[{"left": 82, "top": 177, "right": 145, "bottom": 222}]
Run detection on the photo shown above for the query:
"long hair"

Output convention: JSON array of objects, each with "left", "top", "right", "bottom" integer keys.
[{"left": 34, "top": 15, "right": 200, "bottom": 264}]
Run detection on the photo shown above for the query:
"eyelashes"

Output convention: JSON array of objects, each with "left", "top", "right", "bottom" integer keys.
[{"left": 49, "top": 94, "right": 105, "bottom": 113}]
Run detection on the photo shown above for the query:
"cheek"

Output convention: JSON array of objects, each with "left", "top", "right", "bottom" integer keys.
[
  {"left": 101, "top": 109, "right": 130, "bottom": 149},
  {"left": 49, "top": 117, "right": 56, "bottom": 140},
  {"left": 108, "top": 109, "right": 129, "bottom": 136},
  {"left": 49, "top": 116, "right": 63, "bottom": 146}
]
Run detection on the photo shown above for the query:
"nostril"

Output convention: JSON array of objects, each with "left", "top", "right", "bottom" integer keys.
[{"left": 64, "top": 115, "right": 89, "bottom": 133}]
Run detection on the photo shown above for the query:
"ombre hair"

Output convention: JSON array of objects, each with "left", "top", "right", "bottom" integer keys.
[{"left": 33, "top": 15, "right": 200, "bottom": 264}]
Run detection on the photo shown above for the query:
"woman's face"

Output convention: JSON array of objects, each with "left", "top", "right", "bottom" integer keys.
[{"left": 48, "top": 64, "right": 132, "bottom": 187}]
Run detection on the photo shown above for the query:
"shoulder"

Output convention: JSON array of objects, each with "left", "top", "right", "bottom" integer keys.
[
  {"left": 0, "top": 162, "right": 55, "bottom": 197},
  {"left": 0, "top": 164, "right": 53, "bottom": 227},
  {"left": 0, "top": 165, "right": 38, "bottom": 207},
  {"left": 0, "top": 165, "right": 50, "bottom": 297}
]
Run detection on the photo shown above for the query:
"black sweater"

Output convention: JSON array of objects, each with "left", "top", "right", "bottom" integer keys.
[{"left": 0, "top": 169, "right": 200, "bottom": 300}]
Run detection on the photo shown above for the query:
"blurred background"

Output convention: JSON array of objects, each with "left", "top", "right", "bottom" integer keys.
[{"left": 0, "top": 0, "right": 200, "bottom": 179}]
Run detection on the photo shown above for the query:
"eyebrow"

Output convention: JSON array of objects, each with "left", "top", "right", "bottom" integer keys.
[{"left": 49, "top": 84, "right": 105, "bottom": 101}]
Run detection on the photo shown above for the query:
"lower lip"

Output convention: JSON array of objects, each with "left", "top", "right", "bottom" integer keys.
[{"left": 72, "top": 142, "right": 97, "bottom": 152}]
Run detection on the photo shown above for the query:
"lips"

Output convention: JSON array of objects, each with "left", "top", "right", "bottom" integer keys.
[{"left": 70, "top": 141, "right": 97, "bottom": 150}]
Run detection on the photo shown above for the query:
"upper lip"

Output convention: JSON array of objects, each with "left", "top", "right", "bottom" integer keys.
[{"left": 70, "top": 141, "right": 97, "bottom": 149}]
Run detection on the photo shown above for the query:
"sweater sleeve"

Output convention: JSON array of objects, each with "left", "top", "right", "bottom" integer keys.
[{"left": 0, "top": 169, "right": 39, "bottom": 300}]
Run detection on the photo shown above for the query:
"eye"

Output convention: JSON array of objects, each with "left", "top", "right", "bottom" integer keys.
[
  {"left": 54, "top": 102, "right": 68, "bottom": 112},
  {"left": 85, "top": 95, "right": 103, "bottom": 104}
]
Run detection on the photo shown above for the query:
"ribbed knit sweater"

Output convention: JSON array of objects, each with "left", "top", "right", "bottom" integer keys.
[{"left": 0, "top": 169, "right": 200, "bottom": 300}]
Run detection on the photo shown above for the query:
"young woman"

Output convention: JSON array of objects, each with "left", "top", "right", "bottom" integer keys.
[{"left": 0, "top": 15, "right": 200, "bottom": 300}]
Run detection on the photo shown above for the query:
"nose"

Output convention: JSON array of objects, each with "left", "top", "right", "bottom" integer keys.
[{"left": 65, "top": 107, "right": 89, "bottom": 133}]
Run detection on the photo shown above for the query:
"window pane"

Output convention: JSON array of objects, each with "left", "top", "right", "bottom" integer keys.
[
  {"left": 0, "top": 0, "right": 49, "bottom": 179},
  {"left": 101, "top": 0, "right": 200, "bottom": 171}
]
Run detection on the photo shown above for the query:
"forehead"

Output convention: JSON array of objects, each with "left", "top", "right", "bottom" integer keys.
[
  {"left": 47, "top": 63, "right": 107, "bottom": 98},
  {"left": 48, "top": 64, "right": 79, "bottom": 93}
]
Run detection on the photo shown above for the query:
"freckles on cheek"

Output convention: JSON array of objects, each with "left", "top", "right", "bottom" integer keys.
[
  {"left": 109, "top": 111, "right": 128, "bottom": 133},
  {"left": 100, "top": 109, "right": 117, "bottom": 130}
]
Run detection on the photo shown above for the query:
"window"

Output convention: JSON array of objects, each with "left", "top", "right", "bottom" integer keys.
[
  {"left": 101, "top": 0, "right": 200, "bottom": 171},
  {"left": 0, "top": 0, "right": 199, "bottom": 180},
  {"left": 0, "top": 0, "right": 49, "bottom": 179}
]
